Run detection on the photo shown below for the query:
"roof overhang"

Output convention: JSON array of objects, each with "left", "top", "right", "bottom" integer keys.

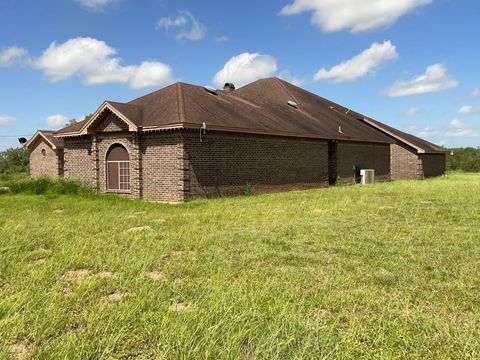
[
  {"left": 56, "top": 101, "right": 138, "bottom": 138},
  {"left": 141, "top": 123, "right": 393, "bottom": 144},
  {"left": 360, "top": 117, "right": 426, "bottom": 153},
  {"left": 25, "top": 131, "right": 59, "bottom": 151}
]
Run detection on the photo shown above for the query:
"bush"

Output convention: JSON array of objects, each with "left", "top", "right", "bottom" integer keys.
[
  {"left": 244, "top": 182, "right": 257, "bottom": 196},
  {"left": 2, "top": 176, "right": 92, "bottom": 196}
]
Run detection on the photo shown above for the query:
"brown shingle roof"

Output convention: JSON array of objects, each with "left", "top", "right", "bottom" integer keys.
[
  {"left": 26, "top": 130, "right": 64, "bottom": 150},
  {"left": 357, "top": 117, "right": 446, "bottom": 154},
  {"left": 56, "top": 78, "right": 394, "bottom": 144}
]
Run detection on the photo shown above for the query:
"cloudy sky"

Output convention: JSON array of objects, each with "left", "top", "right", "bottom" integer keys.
[{"left": 0, "top": 0, "right": 479, "bottom": 149}]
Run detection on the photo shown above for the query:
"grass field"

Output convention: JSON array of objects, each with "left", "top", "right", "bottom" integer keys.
[{"left": 0, "top": 174, "right": 479, "bottom": 359}]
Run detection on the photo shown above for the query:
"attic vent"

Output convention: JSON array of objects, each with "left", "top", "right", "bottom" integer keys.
[
  {"left": 287, "top": 100, "right": 298, "bottom": 108},
  {"left": 204, "top": 86, "right": 218, "bottom": 95}
]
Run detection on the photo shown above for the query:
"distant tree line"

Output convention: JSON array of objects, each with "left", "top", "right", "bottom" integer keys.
[
  {"left": 446, "top": 147, "right": 480, "bottom": 172},
  {"left": 0, "top": 147, "right": 29, "bottom": 176}
]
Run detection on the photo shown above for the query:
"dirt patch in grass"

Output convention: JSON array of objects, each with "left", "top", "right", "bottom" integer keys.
[
  {"left": 32, "top": 257, "right": 48, "bottom": 265},
  {"left": 147, "top": 271, "right": 166, "bottom": 281},
  {"left": 151, "top": 218, "right": 166, "bottom": 223},
  {"left": 173, "top": 278, "right": 185, "bottom": 285},
  {"left": 63, "top": 287, "right": 73, "bottom": 296},
  {"left": 169, "top": 302, "right": 189, "bottom": 312},
  {"left": 8, "top": 341, "right": 32, "bottom": 360},
  {"left": 172, "top": 250, "right": 195, "bottom": 257},
  {"left": 102, "top": 291, "right": 128, "bottom": 302},
  {"left": 127, "top": 226, "right": 152, "bottom": 233},
  {"left": 96, "top": 271, "right": 115, "bottom": 279},
  {"left": 63, "top": 269, "right": 91, "bottom": 283}
]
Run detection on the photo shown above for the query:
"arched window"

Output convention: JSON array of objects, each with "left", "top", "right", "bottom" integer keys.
[{"left": 106, "top": 144, "right": 130, "bottom": 191}]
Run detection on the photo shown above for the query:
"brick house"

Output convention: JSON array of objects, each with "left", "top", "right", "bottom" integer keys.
[
  {"left": 358, "top": 118, "right": 447, "bottom": 179},
  {"left": 27, "top": 78, "right": 444, "bottom": 201},
  {"left": 25, "top": 130, "right": 64, "bottom": 178}
]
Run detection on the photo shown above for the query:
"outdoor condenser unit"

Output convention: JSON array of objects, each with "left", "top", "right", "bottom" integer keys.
[{"left": 360, "top": 169, "right": 375, "bottom": 185}]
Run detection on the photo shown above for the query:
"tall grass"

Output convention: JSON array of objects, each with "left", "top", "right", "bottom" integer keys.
[
  {"left": 1, "top": 176, "right": 93, "bottom": 196},
  {"left": 0, "top": 174, "right": 479, "bottom": 358}
]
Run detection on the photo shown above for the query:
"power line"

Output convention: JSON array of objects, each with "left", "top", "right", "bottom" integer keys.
[{"left": 0, "top": 135, "right": 33, "bottom": 138}]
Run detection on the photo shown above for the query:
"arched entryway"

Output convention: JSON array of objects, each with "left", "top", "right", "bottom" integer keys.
[{"left": 106, "top": 144, "right": 130, "bottom": 191}]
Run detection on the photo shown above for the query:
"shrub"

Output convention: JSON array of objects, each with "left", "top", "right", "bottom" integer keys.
[
  {"left": 244, "top": 182, "right": 257, "bottom": 196},
  {"left": 3, "top": 177, "right": 91, "bottom": 196}
]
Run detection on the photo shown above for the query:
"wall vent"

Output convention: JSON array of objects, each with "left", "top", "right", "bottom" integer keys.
[{"left": 360, "top": 169, "right": 375, "bottom": 185}]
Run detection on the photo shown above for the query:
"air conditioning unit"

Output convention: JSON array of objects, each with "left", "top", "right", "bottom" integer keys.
[{"left": 360, "top": 169, "right": 375, "bottom": 185}]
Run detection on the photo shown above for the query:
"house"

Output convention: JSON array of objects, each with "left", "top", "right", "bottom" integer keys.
[
  {"left": 25, "top": 130, "right": 64, "bottom": 178},
  {"left": 358, "top": 117, "right": 447, "bottom": 179},
  {"left": 26, "top": 78, "right": 444, "bottom": 201}
]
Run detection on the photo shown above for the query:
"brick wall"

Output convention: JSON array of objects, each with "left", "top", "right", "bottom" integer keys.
[
  {"left": 390, "top": 142, "right": 422, "bottom": 180},
  {"left": 419, "top": 153, "right": 446, "bottom": 178},
  {"left": 336, "top": 141, "right": 390, "bottom": 184},
  {"left": 61, "top": 125, "right": 395, "bottom": 201},
  {"left": 63, "top": 137, "right": 94, "bottom": 186},
  {"left": 29, "top": 138, "right": 63, "bottom": 178},
  {"left": 141, "top": 132, "right": 185, "bottom": 202},
  {"left": 183, "top": 131, "right": 329, "bottom": 198}
]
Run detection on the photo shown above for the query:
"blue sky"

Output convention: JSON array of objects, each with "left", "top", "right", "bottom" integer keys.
[{"left": 1, "top": 0, "right": 479, "bottom": 150}]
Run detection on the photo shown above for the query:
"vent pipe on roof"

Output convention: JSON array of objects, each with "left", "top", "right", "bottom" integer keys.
[
  {"left": 287, "top": 100, "right": 298, "bottom": 109},
  {"left": 204, "top": 86, "right": 218, "bottom": 95},
  {"left": 223, "top": 83, "right": 235, "bottom": 92}
]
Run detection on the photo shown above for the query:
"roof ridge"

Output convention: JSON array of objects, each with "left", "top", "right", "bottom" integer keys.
[
  {"left": 176, "top": 82, "right": 186, "bottom": 123},
  {"left": 271, "top": 78, "right": 298, "bottom": 104}
]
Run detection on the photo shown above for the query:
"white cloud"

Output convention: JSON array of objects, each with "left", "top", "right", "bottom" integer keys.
[
  {"left": 313, "top": 41, "right": 398, "bottom": 83},
  {"left": 387, "top": 64, "right": 458, "bottom": 97},
  {"left": 0, "top": 115, "right": 16, "bottom": 125},
  {"left": 279, "top": 0, "right": 432, "bottom": 33},
  {"left": 417, "top": 126, "right": 439, "bottom": 138},
  {"left": 157, "top": 11, "right": 206, "bottom": 41},
  {"left": 213, "top": 52, "right": 278, "bottom": 88},
  {"left": 46, "top": 114, "right": 68, "bottom": 129},
  {"left": 0, "top": 46, "right": 28, "bottom": 67},
  {"left": 446, "top": 119, "right": 480, "bottom": 137},
  {"left": 129, "top": 61, "right": 174, "bottom": 89},
  {"left": 215, "top": 36, "right": 229, "bottom": 43},
  {"left": 76, "top": 0, "right": 116, "bottom": 11},
  {"left": 278, "top": 70, "right": 305, "bottom": 86},
  {"left": 405, "top": 107, "right": 423, "bottom": 116},
  {"left": 458, "top": 105, "right": 473, "bottom": 114},
  {"left": 471, "top": 89, "right": 480, "bottom": 98},
  {"left": 33, "top": 37, "right": 174, "bottom": 89}
]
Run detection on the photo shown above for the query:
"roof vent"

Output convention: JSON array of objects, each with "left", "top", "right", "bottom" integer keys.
[
  {"left": 223, "top": 83, "right": 235, "bottom": 92},
  {"left": 204, "top": 86, "right": 218, "bottom": 95},
  {"left": 287, "top": 100, "right": 298, "bottom": 109}
]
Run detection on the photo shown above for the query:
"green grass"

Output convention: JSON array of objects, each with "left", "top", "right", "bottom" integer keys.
[{"left": 0, "top": 174, "right": 479, "bottom": 359}]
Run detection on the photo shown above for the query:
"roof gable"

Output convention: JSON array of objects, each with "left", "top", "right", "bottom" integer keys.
[
  {"left": 56, "top": 102, "right": 141, "bottom": 137},
  {"left": 26, "top": 130, "right": 63, "bottom": 151}
]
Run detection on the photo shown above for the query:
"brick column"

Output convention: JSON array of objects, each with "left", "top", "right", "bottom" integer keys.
[
  {"left": 131, "top": 133, "right": 143, "bottom": 199},
  {"left": 92, "top": 135, "right": 100, "bottom": 192}
]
